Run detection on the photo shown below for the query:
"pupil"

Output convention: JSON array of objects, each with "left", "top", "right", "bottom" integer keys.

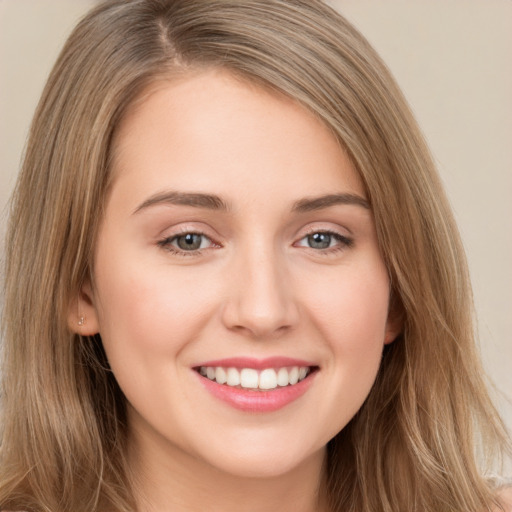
[
  {"left": 309, "top": 233, "right": 331, "bottom": 249},
  {"left": 177, "top": 233, "right": 201, "bottom": 250}
]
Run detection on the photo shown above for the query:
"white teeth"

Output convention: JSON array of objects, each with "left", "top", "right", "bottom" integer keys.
[
  {"left": 277, "top": 367, "right": 289, "bottom": 387},
  {"left": 215, "top": 367, "right": 227, "bottom": 384},
  {"left": 199, "top": 365, "right": 311, "bottom": 390},
  {"left": 226, "top": 367, "right": 240, "bottom": 386},
  {"left": 240, "top": 368, "right": 259, "bottom": 389},
  {"left": 259, "top": 369, "right": 277, "bottom": 390},
  {"left": 289, "top": 366, "right": 299, "bottom": 385}
]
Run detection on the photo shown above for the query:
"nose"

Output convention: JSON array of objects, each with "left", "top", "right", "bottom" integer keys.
[{"left": 221, "top": 244, "right": 300, "bottom": 339}]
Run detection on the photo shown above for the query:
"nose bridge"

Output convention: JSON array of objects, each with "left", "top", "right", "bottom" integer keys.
[{"left": 222, "top": 236, "right": 298, "bottom": 337}]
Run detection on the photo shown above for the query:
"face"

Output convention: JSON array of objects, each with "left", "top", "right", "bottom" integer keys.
[{"left": 76, "top": 69, "right": 398, "bottom": 479}]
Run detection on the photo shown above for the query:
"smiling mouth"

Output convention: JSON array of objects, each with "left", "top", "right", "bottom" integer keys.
[{"left": 195, "top": 365, "right": 317, "bottom": 391}]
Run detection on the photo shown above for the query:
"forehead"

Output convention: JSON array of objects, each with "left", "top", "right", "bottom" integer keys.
[{"left": 109, "top": 68, "right": 365, "bottom": 210}]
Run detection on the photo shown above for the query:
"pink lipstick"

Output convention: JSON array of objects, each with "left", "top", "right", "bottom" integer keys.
[{"left": 193, "top": 357, "right": 318, "bottom": 412}]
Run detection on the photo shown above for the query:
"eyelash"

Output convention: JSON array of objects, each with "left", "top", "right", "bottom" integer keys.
[
  {"left": 157, "top": 229, "right": 353, "bottom": 257},
  {"left": 295, "top": 229, "right": 354, "bottom": 255},
  {"left": 157, "top": 231, "right": 219, "bottom": 257}
]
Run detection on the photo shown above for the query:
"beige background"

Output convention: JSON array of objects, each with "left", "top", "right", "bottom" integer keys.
[{"left": 1, "top": 1, "right": 511, "bottom": 440}]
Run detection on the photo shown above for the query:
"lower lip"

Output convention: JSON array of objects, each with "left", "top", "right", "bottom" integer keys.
[{"left": 196, "top": 371, "right": 316, "bottom": 412}]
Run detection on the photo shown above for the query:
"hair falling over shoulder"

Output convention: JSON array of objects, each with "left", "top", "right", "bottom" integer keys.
[{"left": 1, "top": 1, "right": 510, "bottom": 511}]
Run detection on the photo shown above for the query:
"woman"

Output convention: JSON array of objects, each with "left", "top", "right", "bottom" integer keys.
[{"left": 1, "top": 1, "right": 510, "bottom": 511}]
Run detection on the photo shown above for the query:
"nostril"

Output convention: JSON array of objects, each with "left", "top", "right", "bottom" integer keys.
[{"left": 220, "top": 265, "right": 300, "bottom": 337}]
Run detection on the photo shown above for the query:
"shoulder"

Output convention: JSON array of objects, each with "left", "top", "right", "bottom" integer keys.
[{"left": 495, "top": 485, "right": 512, "bottom": 512}]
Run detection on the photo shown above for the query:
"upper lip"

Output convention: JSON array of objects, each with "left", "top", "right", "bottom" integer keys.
[{"left": 193, "top": 356, "right": 317, "bottom": 370}]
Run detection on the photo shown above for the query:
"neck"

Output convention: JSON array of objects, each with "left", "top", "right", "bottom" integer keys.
[{"left": 127, "top": 424, "right": 329, "bottom": 512}]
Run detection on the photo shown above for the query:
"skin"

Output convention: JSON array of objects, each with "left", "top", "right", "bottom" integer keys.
[{"left": 74, "top": 69, "right": 400, "bottom": 512}]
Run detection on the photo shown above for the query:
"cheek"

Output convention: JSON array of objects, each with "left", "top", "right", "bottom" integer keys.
[
  {"left": 301, "top": 260, "right": 390, "bottom": 393},
  {"left": 92, "top": 247, "right": 220, "bottom": 363},
  {"left": 305, "top": 264, "right": 390, "bottom": 347}
]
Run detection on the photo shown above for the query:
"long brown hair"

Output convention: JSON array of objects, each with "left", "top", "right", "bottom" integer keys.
[{"left": 1, "top": 1, "right": 509, "bottom": 511}]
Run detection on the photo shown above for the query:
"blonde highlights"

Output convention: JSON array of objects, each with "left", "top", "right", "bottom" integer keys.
[{"left": 1, "top": 1, "right": 509, "bottom": 511}]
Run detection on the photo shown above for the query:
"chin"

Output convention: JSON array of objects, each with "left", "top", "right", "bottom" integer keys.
[{"left": 196, "top": 436, "right": 326, "bottom": 480}]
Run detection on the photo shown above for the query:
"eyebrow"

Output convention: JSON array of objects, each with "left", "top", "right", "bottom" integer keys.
[
  {"left": 292, "top": 193, "right": 370, "bottom": 212},
  {"left": 132, "top": 190, "right": 370, "bottom": 215},
  {"left": 133, "top": 191, "right": 230, "bottom": 214}
]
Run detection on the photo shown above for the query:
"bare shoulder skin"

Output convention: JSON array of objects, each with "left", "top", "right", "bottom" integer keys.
[{"left": 496, "top": 486, "right": 512, "bottom": 512}]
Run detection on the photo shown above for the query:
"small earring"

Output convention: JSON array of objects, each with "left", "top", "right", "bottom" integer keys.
[{"left": 78, "top": 315, "right": 85, "bottom": 326}]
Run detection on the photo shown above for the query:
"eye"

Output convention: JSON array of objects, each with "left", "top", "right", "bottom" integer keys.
[
  {"left": 158, "top": 232, "right": 215, "bottom": 253},
  {"left": 296, "top": 231, "right": 352, "bottom": 251},
  {"left": 174, "top": 233, "right": 208, "bottom": 250},
  {"left": 305, "top": 232, "right": 334, "bottom": 249}
]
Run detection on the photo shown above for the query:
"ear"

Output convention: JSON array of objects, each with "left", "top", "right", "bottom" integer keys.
[
  {"left": 68, "top": 279, "right": 101, "bottom": 336},
  {"left": 384, "top": 296, "right": 404, "bottom": 345},
  {"left": 384, "top": 317, "right": 401, "bottom": 345}
]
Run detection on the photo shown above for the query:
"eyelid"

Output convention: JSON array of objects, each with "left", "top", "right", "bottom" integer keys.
[
  {"left": 155, "top": 223, "right": 353, "bottom": 257},
  {"left": 296, "top": 224, "right": 352, "bottom": 240},
  {"left": 157, "top": 225, "right": 222, "bottom": 256},
  {"left": 293, "top": 226, "right": 354, "bottom": 252}
]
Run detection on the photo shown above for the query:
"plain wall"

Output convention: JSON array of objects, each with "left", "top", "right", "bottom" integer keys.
[{"left": 1, "top": 0, "right": 511, "bottom": 438}]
